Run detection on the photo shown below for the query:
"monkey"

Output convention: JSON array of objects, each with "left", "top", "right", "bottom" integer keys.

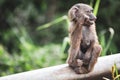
[{"left": 66, "top": 3, "right": 102, "bottom": 74}]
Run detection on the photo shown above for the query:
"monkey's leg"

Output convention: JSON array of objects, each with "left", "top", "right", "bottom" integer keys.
[
  {"left": 87, "top": 44, "right": 102, "bottom": 72},
  {"left": 67, "top": 47, "right": 79, "bottom": 67},
  {"left": 67, "top": 48, "right": 84, "bottom": 68},
  {"left": 74, "top": 44, "right": 102, "bottom": 74}
]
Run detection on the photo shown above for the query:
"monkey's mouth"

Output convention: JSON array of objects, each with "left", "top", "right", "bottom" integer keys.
[
  {"left": 89, "top": 18, "right": 96, "bottom": 23},
  {"left": 90, "top": 19, "right": 95, "bottom": 21},
  {"left": 89, "top": 20, "right": 94, "bottom": 24},
  {"left": 84, "top": 18, "right": 96, "bottom": 26},
  {"left": 85, "top": 19, "right": 94, "bottom": 25}
]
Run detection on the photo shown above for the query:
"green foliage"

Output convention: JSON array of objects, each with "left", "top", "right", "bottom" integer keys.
[
  {"left": 113, "top": 64, "right": 120, "bottom": 80},
  {"left": 93, "top": 0, "right": 100, "bottom": 16},
  {"left": 99, "top": 28, "right": 115, "bottom": 56},
  {"left": 37, "top": 15, "right": 68, "bottom": 30},
  {"left": 103, "top": 64, "right": 120, "bottom": 80},
  {"left": 0, "top": 25, "right": 66, "bottom": 76},
  {"left": 61, "top": 37, "right": 70, "bottom": 54},
  {"left": 0, "top": 43, "right": 65, "bottom": 76}
]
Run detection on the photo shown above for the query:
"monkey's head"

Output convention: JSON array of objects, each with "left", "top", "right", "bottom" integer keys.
[{"left": 68, "top": 3, "right": 96, "bottom": 26}]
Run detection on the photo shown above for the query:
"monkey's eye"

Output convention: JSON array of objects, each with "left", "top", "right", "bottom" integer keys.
[
  {"left": 91, "top": 10, "right": 93, "bottom": 12},
  {"left": 86, "top": 10, "right": 91, "bottom": 13}
]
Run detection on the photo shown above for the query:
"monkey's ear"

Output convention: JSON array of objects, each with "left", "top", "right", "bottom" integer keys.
[{"left": 68, "top": 7, "right": 79, "bottom": 21}]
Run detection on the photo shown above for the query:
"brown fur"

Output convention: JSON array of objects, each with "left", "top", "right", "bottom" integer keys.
[{"left": 66, "top": 3, "right": 102, "bottom": 74}]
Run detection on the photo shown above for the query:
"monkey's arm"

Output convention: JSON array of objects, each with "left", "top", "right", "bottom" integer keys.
[
  {"left": 67, "top": 5, "right": 88, "bottom": 67},
  {"left": 88, "top": 43, "right": 102, "bottom": 71},
  {"left": 67, "top": 23, "right": 83, "bottom": 66}
]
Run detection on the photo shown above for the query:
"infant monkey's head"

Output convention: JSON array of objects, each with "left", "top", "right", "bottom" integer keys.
[{"left": 68, "top": 3, "right": 96, "bottom": 25}]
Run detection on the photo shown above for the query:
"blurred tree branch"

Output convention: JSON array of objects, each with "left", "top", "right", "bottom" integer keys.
[{"left": 0, "top": 54, "right": 120, "bottom": 80}]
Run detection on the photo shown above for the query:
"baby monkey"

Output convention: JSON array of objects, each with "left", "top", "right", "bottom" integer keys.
[{"left": 66, "top": 3, "right": 102, "bottom": 74}]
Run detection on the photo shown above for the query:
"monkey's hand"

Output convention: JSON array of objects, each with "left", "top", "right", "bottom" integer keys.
[
  {"left": 77, "top": 12, "right": 96, "bottom": 26},
  {"left": 77, "top": 13, "right": 88, "bottom": 25},
  {"left": 68, "top": 6, "right": 89, "bottom": 25}
]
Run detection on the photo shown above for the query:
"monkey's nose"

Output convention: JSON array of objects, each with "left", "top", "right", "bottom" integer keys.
[
  {"left": 90, "top": 16, "right": 97, "bottom": 21},
  {"left": 89, "top": 13, "right": 97, "bottom": 21}
]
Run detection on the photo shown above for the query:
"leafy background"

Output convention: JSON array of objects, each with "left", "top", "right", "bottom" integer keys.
[{"left": 0, "top": 0, "right": 120, "bottom": 76}]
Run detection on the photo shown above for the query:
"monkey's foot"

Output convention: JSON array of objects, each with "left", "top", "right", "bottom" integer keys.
[
  {"left": 77, "top": 59, "right": 83, "bottom": 67},
  {"left": 74, "top": 67, "right": 89, "bottom": 74}
]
